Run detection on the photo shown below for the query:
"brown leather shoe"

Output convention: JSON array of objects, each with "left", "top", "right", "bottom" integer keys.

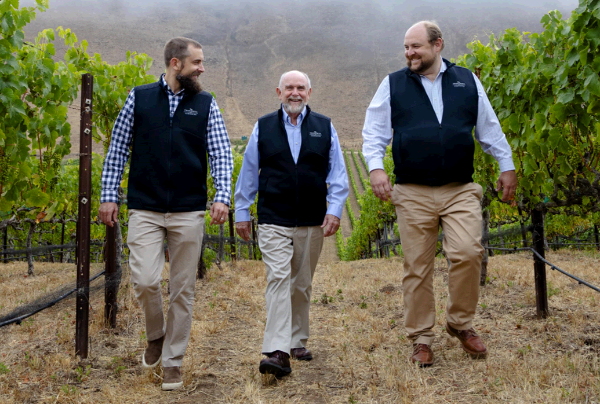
[
  {"left": 142, "top": 336, "right": 164, "bottom": 368},
  {"left": 259, "top": 351, "right": 292, "bottom": 377},
  {"left": 411, "top": 344, "right": 434, "bottom": 367},
  {"left": 446, "top": 323, "right": 488, "bottom": 357},
  {"left": 290, "top": 347, "right": 313, "bottom": 361},
  {"left": 162, "top": 366, "right": 183, "bottom": 391}
]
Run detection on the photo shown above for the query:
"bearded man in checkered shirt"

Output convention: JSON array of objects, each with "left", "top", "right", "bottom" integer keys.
[{"left": 99, "top": 37, "right": 233, "bottom": 391}]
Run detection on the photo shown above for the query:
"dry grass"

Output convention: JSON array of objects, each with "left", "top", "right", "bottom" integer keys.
[{"left": 0, "top": 250, "right": 599, "bottom": 403}]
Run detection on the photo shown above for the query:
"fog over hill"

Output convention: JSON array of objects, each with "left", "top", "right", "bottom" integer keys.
[{"left": 23, "top": 0, "right": 578, "bottom": 148}]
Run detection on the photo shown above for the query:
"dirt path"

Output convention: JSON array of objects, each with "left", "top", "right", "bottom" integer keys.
[
  {"left": 355, "top": 151, "right": 370, "bottom": 188},
  {"left": 319, "top": 233, "right": 339, "bottom": 263},
  {"left": 347, "top": 151, "right": 366, "bottom": 195}
]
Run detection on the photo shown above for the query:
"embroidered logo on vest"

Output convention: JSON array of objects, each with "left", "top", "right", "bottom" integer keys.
[
  {"left": 309, "top": 131, "right": 322, "bottom": 137},
  {"left": 184, "top": 108, "right": 198, "bottom": 116},
  {"left": 452, "top": 81, "right": 466, "bottom": 88}
]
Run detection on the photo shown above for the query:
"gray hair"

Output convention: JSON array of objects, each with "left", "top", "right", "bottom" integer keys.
[{"left": 278, "top": 70, "right": 312, "bottom": 90}]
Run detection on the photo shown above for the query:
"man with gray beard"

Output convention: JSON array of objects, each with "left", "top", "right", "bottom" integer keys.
[
  {"left": 234, "top": 70, "right": 348, "bottom": 377},
  {"left": 99, "top": 37, "right": 233, "bottom": 390}
]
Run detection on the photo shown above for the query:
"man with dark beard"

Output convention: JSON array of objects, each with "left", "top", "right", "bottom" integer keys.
[
  {"left": 362, "top": 21, "right": 517, "bottom": 367},
  {"left": 99, "top": 37, "right": 233, "bottom": 390},
  {"left": 234, "top": 70, "right": 348, "bottom": 377}
]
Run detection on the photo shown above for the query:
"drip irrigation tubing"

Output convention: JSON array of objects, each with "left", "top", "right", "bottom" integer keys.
[
  {"left": 486, "top": 246, "right": 600, "bottom": 294},
  {"left": 0, "top": 270, "right": 106, "bottom": 328}
]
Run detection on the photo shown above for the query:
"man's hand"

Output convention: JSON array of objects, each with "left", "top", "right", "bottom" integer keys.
[
  {"left": 496, "top": 170, "right": 517, "bottom": 202},
  {"left": 210, "top": 202, "right": 229, "bottom": 225},
  {"left": 321, "top": 214, "right": 340, "bottom": 237},
  {"left": 236, "top": 221, "right": 251, "bottom": 241},
  {"left": 99, "top": 202, "right": 119, "bottom": 227},
  {"left": 370, "top": 169, "right": 392, "bottom": 201}
]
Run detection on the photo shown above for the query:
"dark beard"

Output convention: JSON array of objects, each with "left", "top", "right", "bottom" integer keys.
[
  {"left": 176, "top": 73, "right": 202, "bottom": 94},
  {"left": 407, "top": 57, "right": 435, "bottom": 74}
]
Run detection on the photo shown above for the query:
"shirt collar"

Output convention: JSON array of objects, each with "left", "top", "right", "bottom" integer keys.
[
  {"left": 160, "top": 73, "right": 185, "bottom": 96},
  {"left": 419, "top": 57, "right": 446, "bottom": 80},
  {"left": 281, "top": 104, "right": 307, "bottom": 126}
]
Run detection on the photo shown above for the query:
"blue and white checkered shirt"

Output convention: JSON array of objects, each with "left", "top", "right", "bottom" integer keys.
[{"left": 100, "top": 74, "right": 233, "bottom": 206}]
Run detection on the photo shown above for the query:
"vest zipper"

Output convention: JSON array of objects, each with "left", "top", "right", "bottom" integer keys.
[
  {"left": 439, "top": 123, "right": 444, "bottom": 171},
  {"left": 295, "top": 164, "right": 299, "bottom": 227},
  {"left": 167, "top": 118, "right": 173, "bottom": 209}
]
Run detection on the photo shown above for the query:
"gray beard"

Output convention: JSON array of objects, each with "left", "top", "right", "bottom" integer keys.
[{"left": 283, "top": 100, "right": 305, "bottom": 115}]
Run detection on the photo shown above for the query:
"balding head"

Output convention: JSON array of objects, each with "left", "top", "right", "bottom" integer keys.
[
  {"left": 278, "top": 70, "right": 312, "bottom": 90},
  {"left": 406, "top": 21, "right": 444, "bottom": 51}
]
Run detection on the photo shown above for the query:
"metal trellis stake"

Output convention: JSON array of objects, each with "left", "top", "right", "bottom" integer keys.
[
  {"left": 76, "top": 74, "right": 93, "bottom": 358},
  {"left": 228, "top": 210, "right": 236, "bottom": 261}
]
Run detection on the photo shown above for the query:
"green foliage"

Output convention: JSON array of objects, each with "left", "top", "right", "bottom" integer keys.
[
  {"left": 350, "top": 150, "right": 369, "bottom": 190},
  {"left": 340, "top": 147, "right": 396, "bottom": 260},
  {"left": 0, "top": 0, "right": 155, "bottom": 226},
  {"left": 335, "top": 227, "right": 345, "bottom": 259},
  {"left": 0, "top": 1, "right": 78, "bottom": 212},
  {"left": 0, "top": 362, "right": 9, "bottom": 374},
  {"left": 456, "top": 0, "right": 600, "bottom": 213},
  {"left": 343, "top": 151, "right": 362, "bottom": 209}
]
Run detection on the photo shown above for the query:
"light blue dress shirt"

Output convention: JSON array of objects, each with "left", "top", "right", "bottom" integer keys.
[
  {"left": 235, "top": 106, "right": 349, "bottom": 223},
  {"left": 362, "top": 59, "right": 515, "bottom": 173}
]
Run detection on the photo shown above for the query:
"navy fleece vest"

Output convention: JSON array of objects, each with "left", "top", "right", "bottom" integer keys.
[
  {"left": 127, "top": 80, "right": 213, "bottom": 212},
  {"left": 257, "top": 106, "right": 331, "bottom": 227},
  {"left": 389, "top": 59, "right": 478, "bottom": 185}
]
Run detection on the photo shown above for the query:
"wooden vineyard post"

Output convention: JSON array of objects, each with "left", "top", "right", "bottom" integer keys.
[
  {"left": 228, "top": 210, "right": 236, "bottom": 261},
  {"left": 104, "top": 223, "right": 118, "bottom": 328},
  {"left": 248, "top": 224, "right": 254, "bottom": 260},
  {"left": 251, "top": 220, "right": 257, "bottom": 260},
  {"left": 198, "top": 221, "right": 207, "bottom": 279},
  {"left": 60, "top": 212, "right": 66, "bottom": 263},
  {"left": 595, "top": 224, "right": 599, "bottom": 251},
  {"left": 531, "top": 208, "right": 548, "bottom": 319},
  {"left": 218, "top": 223, "right": 225, "bottom": 263},
  {"left": 76, "top": 73, "right": 93, "bottom": 358},
  {"left": 2, "top": 225, "right": 8, "bottom": 264},
  {"left": 481, "top": 208, "right": 490, "bottom": 286}
]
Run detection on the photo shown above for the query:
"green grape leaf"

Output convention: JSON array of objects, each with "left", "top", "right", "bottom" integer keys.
[
  {"left": 23, "top": 188, "right": 50, "bottom": 208},
  {"left": 584, "top": 71, "right": 600, "bottom": 96},
  {"left": 556, "top": 88, "right": 575, "bottom": 104}
]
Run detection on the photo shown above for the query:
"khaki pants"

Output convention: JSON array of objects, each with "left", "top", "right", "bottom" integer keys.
[
  {"left": 127, "top": 209, "right": 205, "bottom": 367},
  {"left": 391, "top": 182, "right": 484, "bottom": 346},
  {"left": 258, "top": 224, "right": 324, "bottom": 354}
]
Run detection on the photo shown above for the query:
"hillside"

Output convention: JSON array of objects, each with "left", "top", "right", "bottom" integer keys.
[{"left": 23, "top": 0, "right": 578, "bottom": 149}]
